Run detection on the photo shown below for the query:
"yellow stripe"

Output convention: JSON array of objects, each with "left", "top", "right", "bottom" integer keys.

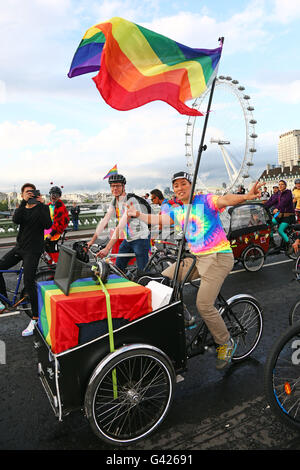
[
  {"left": 44, "top": 290, "right": 53, "bottom": 346},
  {"left": 87, "top": 18, "right": 206, "bottom": 98},
  {"left": 83, "top": 25, "right": 103, "bottom": 40},
  {"left": 110, "top": 18, "right": 206, "bottom": 97}
]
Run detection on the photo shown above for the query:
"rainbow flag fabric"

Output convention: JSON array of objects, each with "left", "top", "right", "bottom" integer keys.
[
  {"left": 68, "top": 17, "right": 222, "bottom": 116},
  {"left": 37, "top": 275, "right": 152, "bottom": 354},
  {"left": 103, "top": 164, "right": 118, "bottom": 179}
]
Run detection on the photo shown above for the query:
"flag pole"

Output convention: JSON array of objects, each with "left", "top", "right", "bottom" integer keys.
[{"left": 171, "top": 37, "right": 223, "bottom": 300}]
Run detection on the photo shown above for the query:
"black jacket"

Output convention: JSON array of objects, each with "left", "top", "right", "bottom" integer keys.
[{"left": 13, "top": 200, "right": 52, "bottom": 253}]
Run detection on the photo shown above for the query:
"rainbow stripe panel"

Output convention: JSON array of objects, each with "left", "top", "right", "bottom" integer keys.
[
  {"left": 37, "top": 275, "right": 152, "bottom": 354},
  {"left": 162, "top": 194, "right": 232, "bottom": 255},
  {"left": 68, "top": 17, "right": 222, "bottom": 116}
]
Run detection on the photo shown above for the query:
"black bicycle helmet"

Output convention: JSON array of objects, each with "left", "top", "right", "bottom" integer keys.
[
  {"left": 49, "top": 185, "right": 62, "bottom": 197},
  {"left": 108, "top": 174, "right": 126, "bottom": 185},
  {"left": 295, "top": 179, "right": 300, "bottom": 184},
  {"left": 72, "top": 241, "right": 89, "bottom": 263}
]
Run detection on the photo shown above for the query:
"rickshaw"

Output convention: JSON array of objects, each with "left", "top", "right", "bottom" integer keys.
[
  {"left": 227, "top": 202, "right": 300, "bottom": 272},
  {"left": 34, "top": 243, "right": 263, "bottom": 446}
]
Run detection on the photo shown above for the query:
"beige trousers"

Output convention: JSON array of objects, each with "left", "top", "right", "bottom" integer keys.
[{"left": 162, "top": 251, "right": 234, "bottom": 345}]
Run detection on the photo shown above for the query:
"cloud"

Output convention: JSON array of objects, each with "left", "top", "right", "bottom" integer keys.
[
  {"left": 0, "top": 121, "right": 56, "bottom": 150},
  {"left": 0, "top": 108, "right": 188, "bottom": 192},
  {"left": 253, "top": 80, "right": 300, "bottom": 105},
  {"left": 270, "top": 0, "right": 300, "bottom": 24},
  {"left": 0, "top": 81, "right": 6, "bottom": 103}
]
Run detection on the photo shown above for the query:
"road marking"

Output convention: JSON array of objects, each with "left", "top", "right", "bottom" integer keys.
[
  {"left": 230, "top": 258, "right": 294, "bottom": 274},
  {"left": 0, "top": 310, "right": 20, "bottom": 318}
]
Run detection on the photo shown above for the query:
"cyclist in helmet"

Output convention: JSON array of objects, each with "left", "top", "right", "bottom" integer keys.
[
  {"left": 293, "top": 179, "right": 300, "bottom": 223},
  {"left": 88, "top": 174, "right": 151, "bottom": 271},
  {"left": 44, "top": 186, "right": 69, "bottom": 262}
]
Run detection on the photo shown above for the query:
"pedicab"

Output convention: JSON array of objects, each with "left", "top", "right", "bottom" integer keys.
[
  {"left": 226, "top": 201, "right": 300, "bottom": 272},
  {"left": 33, "top": 19, "right": 265, "bottom": 446},
  {"left": 34, "top": 240, "right": 263, "bottom": 446}
]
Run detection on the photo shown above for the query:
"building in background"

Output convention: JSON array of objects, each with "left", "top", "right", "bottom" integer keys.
[
  {"left": 278, "top": 130, "right": 300, "bottom": 167},
  {"left": 258, "top": 130, "right": 300, "bottom": 193}
]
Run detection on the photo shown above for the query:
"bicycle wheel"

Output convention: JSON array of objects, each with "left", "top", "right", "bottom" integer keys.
[
  {"left": 147, "top": 256, "right": 176, "bottom": 273},
  {"left": 295, "top": 255, "right": 300, "bottom": 278},
  {"left": 289, "top": 298, "right": 300, "bottom": 326},
  {"left": 287, "top": 232, "right": 298, "bottom": 260},
  {"left": 84, "top": 347, "right": 175, "bottom": 445},
  {"left": 264, "top": 323, "right": 300, "bottom": 430},
  {"left": 242, "top": 245, "right": 265, "bottom": 272},
  {"left": 222, "top": 297, "right": 263, "bottom": 361}
]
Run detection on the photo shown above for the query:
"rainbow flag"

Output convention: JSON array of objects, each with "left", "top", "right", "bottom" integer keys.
[
  {"left": 103, "top": 164, "right": 118, "bottom": 179},
  {"left": 37, "top": 275, "right": 152, "bottom": 354},
  {"left": 68, "top": 17, "right": 222, "bottom": 116}
]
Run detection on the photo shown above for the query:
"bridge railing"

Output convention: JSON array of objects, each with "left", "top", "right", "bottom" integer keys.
[{"left": 0, "top": 212, "right": 113, "bottom": 238}]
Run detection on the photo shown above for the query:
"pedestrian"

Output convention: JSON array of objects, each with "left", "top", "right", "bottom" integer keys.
[
  {"left": 143, "top": 193, "right": 151, "bottom": 204},
  {"left": 260, "top": 186, "right": 270, "bottom": 201},
  {"left": 71, "top": 201, "right": 80, "bottom": 231},
  {"left": 0, "top": 183, "right": 52, "bottom": 336}
]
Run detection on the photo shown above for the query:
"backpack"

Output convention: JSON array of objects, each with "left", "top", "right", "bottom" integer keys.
[
  {"left": 113, "top": 193, "right": 152, "bottom": 228},
  {"left": 126, "top": 193, "right": 151, "bottom": 216}
]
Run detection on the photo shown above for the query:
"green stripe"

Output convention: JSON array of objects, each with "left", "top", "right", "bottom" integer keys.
[
  {"left": 137, "top": 25, "right": 186, "bottom": 65},
  {"left": 194, "top": 55, "right": 214, "bottom": 84},
  {"left": 137, "top": 24, "right": 214, "bottom": 83},
  {"left": 79, "top": 31, "right": 106, "bottom": 48},
  {"left": 40, "top": 288, "right": 49, "bottom": 339}
]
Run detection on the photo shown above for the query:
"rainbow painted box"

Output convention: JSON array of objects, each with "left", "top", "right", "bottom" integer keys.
[{"left": 37, "top": 275, "right": 152, "bottom": 354}]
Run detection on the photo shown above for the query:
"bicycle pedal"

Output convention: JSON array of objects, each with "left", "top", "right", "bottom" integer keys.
[{"left": 176, "top": 374, "right": 185, "bottom": 383}]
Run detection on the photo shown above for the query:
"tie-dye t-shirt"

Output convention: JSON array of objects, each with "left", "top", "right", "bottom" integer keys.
[{"left": 161, "top": 193, "right": 231, "bottom": 255}]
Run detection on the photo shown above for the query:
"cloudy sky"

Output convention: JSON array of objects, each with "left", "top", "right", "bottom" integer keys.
[{"left": 1, "top": 0, "right": 300, "bottom": 194}]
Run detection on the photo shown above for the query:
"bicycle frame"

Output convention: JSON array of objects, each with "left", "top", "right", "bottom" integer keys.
[
  {"left": 0, "top": 266, "right": 24, "bottom": 306},
  {"left": 185, "top": 291, "right": 247, "bottom": 359}
]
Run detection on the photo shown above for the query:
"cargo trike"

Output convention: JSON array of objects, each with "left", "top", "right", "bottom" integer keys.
[{"left": 34, "top": 244, "right": 263, "bottom": 445}]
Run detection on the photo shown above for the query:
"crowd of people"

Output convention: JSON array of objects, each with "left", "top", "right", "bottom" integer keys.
[
  {"left": 6, "top": 172, "right": 296, "bottom": 370},
  {"left": 88, "top": 171, "right": 262, "bottom": 369},
  {"left": 259, "top": 179, "right": 300, "bottom": 251}
]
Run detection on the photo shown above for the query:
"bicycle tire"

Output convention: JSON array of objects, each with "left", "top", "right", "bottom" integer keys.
[
  {"left": 295, "top": 255, "right": 300, "bottom": 277},
  {"left": 289, "top": 298, "right": 300, "bottom": 326},
  {"left": 35, "top": 268, "right": 56, "bottom": 283},
  {"left": 222, "top": 297, "right": 263, "bottom": 361},
  {"left": 242, "top": 245, "right": 265, "bottom": 272},
  {"left": 84, "top": 347, "right": 175, "bottom": 445},
  {"left": 147, "top": 256, "right": 176, "bottom": 274},
  {"left": 264, "top": 323, "right": 300, "bottom": 430},
  {"left": 287, "top": 232, "right": 298, "bottom": 260}
]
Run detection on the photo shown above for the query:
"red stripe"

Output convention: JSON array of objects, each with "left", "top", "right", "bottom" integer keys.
[{"left": 93, "top": 47, "right": 202, "bottom": 116}]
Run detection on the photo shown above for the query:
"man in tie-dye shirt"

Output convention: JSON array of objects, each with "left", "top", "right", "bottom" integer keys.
[{"left": 127, "top": 171, "right": 263, "bottom": 369}]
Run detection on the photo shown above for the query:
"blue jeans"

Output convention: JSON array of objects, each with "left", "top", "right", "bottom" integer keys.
[
  {"left": 72, "top": 218, "right": 79, "bottom": 231},
  {"left": 116, "top": 237, "right": 150, "bottom": 272}
]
